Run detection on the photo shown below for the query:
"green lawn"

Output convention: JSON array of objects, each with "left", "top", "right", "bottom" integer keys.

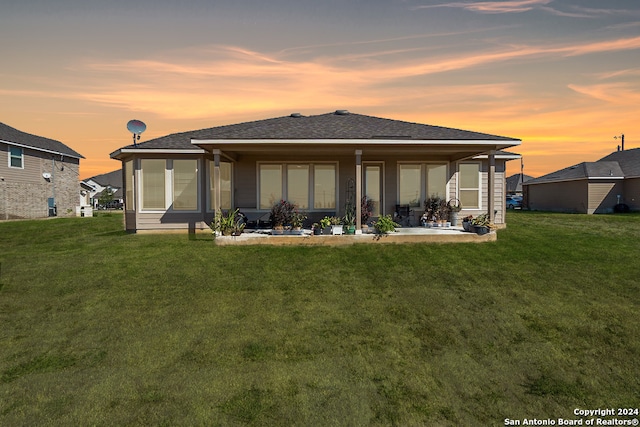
[{"left": 1, "top": 212, "right": 638, "bottom": 426}]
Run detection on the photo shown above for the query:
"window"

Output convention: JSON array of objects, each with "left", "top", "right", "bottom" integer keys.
[
  {"left": 125, "top": 160, "right": 134, "bottom": 210},
  {"left": 140, "top": 159, "right": 166, "bottom": 210},
  {"left": 459, "top": 163, "right": 480, "bottom": 208},
  {"left": 209, "top": 161, "right": 232, "bottom": 210},
  {"left": 287, "top": 165, "right": 309, "bottom": 209},
  {"left": 398, "top": 163, "right": 448, "bottom": 207},
  {"left": 9, "top": 146, "right": 23, "bottom": 168},
  {"left": 364, "top": 164, "right": 382, "bottom": 216},
  {"left": 314, "top": 165, "right": 336, "bottom": 209},
  {"left": 259, "top": 163, "right": 336, "bottom": 210},
  {"left": 259, "top": 164, "right": 282, "bottom": 209},
  {"left": 173, "top": 159, "right": 198, "bottom": 210}
]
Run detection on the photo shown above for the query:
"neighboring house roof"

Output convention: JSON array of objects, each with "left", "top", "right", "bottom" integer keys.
[
  {"left": 87, "top": 170, "right": 123, "bottom": 189},
  {"left": 113, "top": 111, "right": 520, "bottom": 153},
  {"left": 95, "top": 187, "right": 123, "bottom": 199},
  {"left": 0, "top": 122, "right": 84, "bottom": 159},
  {"left": 525, "top": 161, "right": 625, "bottom": 185},
  {"left": 506, "top": 174, "right": 534, "bottom": 192},
  {"left": 597, "top": 148, "right": 640, "bottom": 178}
]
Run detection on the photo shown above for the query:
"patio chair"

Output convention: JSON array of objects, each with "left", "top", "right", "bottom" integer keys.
[{"left": 394, "top": 204, "right": 412, "bottom": 226}]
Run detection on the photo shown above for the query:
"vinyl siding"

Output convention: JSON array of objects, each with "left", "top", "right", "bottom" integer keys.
[
  {"left": 623, "top": 178, "right": 640, "bottom": 211},
  {"left": 527, "top": 180, "right": 588, "bottom": 213},
  {"left": 588, "top": 181, "right": 623, "bottom": 214}
]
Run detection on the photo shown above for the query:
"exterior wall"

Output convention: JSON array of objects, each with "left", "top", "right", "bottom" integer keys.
[
  {"left": 0, "top": 142, "right": 80, "bottom": 219},
  {"left": 526, "top": 180, "right": 588, "bottom": 213},
  {"left": 588, "top": 181, "right": 623, "bottom": 214},
  {"left": 623, "top": 178, "right": 640, "bottom": 211},
  {"left": 122, "top": 152, "right": 510, "bottom": 231}
]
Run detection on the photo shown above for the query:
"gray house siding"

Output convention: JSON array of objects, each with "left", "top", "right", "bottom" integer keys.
[
  {"left": 588, "top": 181, "right": 624, "bottom": 214},
  {"left": 527, "top": 180, "right": 588, "bottom": 213},
  {"left": 623, "top": 178, "right": 640, "bottom": 211}
]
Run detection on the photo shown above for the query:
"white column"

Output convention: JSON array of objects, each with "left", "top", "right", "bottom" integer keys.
[
  {"left": 213, "top": 149, "right": 221, "bottom": 213},
  {"left": 355, "top": 150, "right": 362, "bottom": 234},
  {"left": 488, "top": 150, "right": 496, "bottom": 224}
]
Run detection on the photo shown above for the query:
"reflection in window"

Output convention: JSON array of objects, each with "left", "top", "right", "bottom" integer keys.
[
  {"left": 287, "top": 165, "right": 309, "bottom": 209},
  {"left": 314, "top": 164, "right": 336, "bottom": 209},
  {"left": 399, "top": 164, "right": 421, "bottom": 207},
  {"left": 141, "top": 159, "right": 166, "bottom": 210},
  {"left": 459, "top": 163, "right": 480, "bottom": 208},
  {"left": 426, "top": 164, "right": 447, "bottom": 199},
  {"left": 9, "top": 146, "right": 23, "bottom": 168},
  {"left": 259, "top": 164, "right": 282, "bottom": 209},
  {"left": 173, "top": 159, "right": 198, "bottom": 210}
]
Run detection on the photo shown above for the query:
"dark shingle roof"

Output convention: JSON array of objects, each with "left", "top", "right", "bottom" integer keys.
[
  {"left": 123, "top": 111, "right": 520, "bottom": 151},
  {"left": 597, "top": 148, "right": 640, "bottom": 177},
  {"left": 506, "top": 174, "right": 534, "bottom": 192},
  {"left": 87, "top": 170, "right": 122, "bottom": 188},
  {"left": 0, "top": 122, "right": 83, "bottom": 158},
  {"left": 525, "top": 161, "right": 624, "bottom": 185}
]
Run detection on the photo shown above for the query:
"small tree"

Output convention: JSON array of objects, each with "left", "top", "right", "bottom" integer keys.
[{"left": 98, "top": 187, "right": 115, "bottom": 207}]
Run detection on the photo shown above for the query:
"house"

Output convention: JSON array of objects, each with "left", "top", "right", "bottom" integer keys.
[
  {"left": 83, "top": 170, "right": 124, "bottom": 209},
  {"left": 506, "top": 173, "right": 533, "bottom": 196},
  {"left": 523, "top": 147, "right": 639, "bottom": 214},
  {"left": 109, "top": 111, "right": 521, "bottom": 233},
  {"left": 0, "top": 122, "right": 84, "bottom": 220}
]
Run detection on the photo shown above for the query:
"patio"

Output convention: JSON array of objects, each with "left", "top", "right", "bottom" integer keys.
[{"left": 213, "top": 226, "right": 496, "bottom": 246}]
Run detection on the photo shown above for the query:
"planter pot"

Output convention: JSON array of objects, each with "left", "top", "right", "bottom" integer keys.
[
  {"left": 345, "top": 225, "right": 356, "bottom": 235},
  {"left": 462, "top": 221, "right": 471, "bottom": 232},
  {"left": 291, "top": 227, "right": 304, "bottom": 235},
  {"left": 449, "top": 211, "right": 459, "bottom": 226},
  {"left": 331, "top": 225, "right": 343, "bottom": 235},
  {"left": 322, "top": 226, "right": 332, "bottom": 235},
  {"left": 473, "top": 225, "right": 489, "bottom": 235},
  {"left": 272, "top": 227, "right": 284, "bottom": 235},
  {"left": 313, "top": 228, "right": 322, "bottom": 235}
]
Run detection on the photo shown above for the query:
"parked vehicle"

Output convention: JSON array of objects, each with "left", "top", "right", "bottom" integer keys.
[{"left": 506, "top": 196, "right": 522, "bottom": 209}]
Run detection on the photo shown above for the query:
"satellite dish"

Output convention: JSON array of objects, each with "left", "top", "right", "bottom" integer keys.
[
  {"left": 126, "top": 119, "right": 147, "bottom": 146},
  {"left": 42, "top": 172, "right": 51, "bottom": 179}
]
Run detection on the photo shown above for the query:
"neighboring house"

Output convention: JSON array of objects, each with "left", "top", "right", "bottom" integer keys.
[
  {"left": 523, "top": 147, "right": 640, "bottom": 214},
  {"left": 109, "top": 110, "right": 522, "bottom": 233},
  {"left": 0, "top": 122, "right": 84, "bottom": 219},
  {"left": 83, "top": 170, "right": 124, "bottom": 208},
  {"left": 506, "top": 173, "right": 533, "bottom": 196}
]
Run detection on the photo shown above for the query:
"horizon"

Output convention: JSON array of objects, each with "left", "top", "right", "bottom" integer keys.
[{"left": 1, "top": 0, "right": 638, "bottom": 180}]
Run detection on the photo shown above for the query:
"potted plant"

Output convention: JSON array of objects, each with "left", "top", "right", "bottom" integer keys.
[
  {"left": 361, "top": 196, "right": 374, "bottom": 230},
  {"left": 312, "top": 222, "right": 322, "bottom": 235},
  {"left": 319, "top": 216, "right": 332, "bottom": 235},
  {"left": 343, "top": 201, "right": 356, "bottom": 235},
  {"left": 330, "top": 216, "right": 343, "bottom": 235},
  {"left": 290, "top": 210, "right": 307, "bottom": 235},
  {"left": 211, "top": 209, "right": 245, "bottom": 238},
  {"left": 269, "top": 200, "right": 295, "bottom": 234},
  {"left": 424, "top": 195, "right": 443, "bottom": 226},
  {"left": 470, "top": 213, "right": 494, "bottom": 235},
  {"left": 447, "top": 198, "right": 462, "bottom": 226},
  {"left": 461, "top": 215, "right": 473, "bottom": 232},
  {"left": 373, "top": 214, "right": 399, "bottom": 234}
]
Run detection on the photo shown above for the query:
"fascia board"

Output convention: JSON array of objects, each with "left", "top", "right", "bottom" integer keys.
[{"left": 1, "top": 139, "right": 83, "bottom": 159}]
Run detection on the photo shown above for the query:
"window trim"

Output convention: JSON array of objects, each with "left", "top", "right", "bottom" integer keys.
[
  {"left": 396, "top": 162, "right": 449, "bottom": 207},
  {"left": 457, "top": 161, "right": 482, "bottom": 210},
  {"left": 8, "top": 145, "right": 24, "bottom": 169},
  {"left": 207, "top": 160, "right": 233, "bottom": 212},
  {"left": 363, "top": 161, "right": 385, "bottom": 216},
  {"left": 257, "top": 161, "right": 338, "bottom": 211},
  {"left": 137, "top": 158, "right": 202, "bottom": 213}
]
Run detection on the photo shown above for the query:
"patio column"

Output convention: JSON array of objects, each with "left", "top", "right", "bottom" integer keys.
[
  {"left": 488, "top": 150, "right": 496, "bottom": 223},
  {"left": 355, "top": 150, "right": 362, "bottom": 234},
  {"left": 212, "top": 149, "right": 221, "bottom": 213}
]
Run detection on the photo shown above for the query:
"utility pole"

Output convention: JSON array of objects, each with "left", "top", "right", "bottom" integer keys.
[{"left": 615, "top": 134, "right": 625, "bottom": 151}]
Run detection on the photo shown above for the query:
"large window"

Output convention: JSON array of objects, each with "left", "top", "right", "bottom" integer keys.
[
  {"left": 364, "top": 164, "right": 382, "bottom": 216},
  {"left": 459, "top": 163, "right": 480, "bottom": 208},
  {"left": 314, "top": 165, "right": 336, "bottom": 209},
  {"left": 209, "top": 161, "right": 232, "bottom": 210},
  {"left": 141, "top": 159, "right": 166, "bottom": 210},
  {"left": 259, "top": 163, "right": 336, "bottom": 210},
  {"left": 173, "top": 159, "right": 198, "bottom": 210},
  {"left": 9, "top": 146, "right": 23, "bottom": 168},
  {"left": 125, "top": 160, "right": 134, "bottom": 210},
  {"left": 259, "top": 164, "right": 283, "bottom": 209},
  {"left": 399, "top": 163, "right": 447, "bottom": 207}
]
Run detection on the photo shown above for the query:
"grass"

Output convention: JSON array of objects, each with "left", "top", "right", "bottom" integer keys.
[{"left": 0, "top": 211, "right": 638, "bottom": 425}]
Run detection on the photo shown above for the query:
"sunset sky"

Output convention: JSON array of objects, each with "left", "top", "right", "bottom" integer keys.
[{"left": 1, "top": 0, "right": 638, "bottom": 179}]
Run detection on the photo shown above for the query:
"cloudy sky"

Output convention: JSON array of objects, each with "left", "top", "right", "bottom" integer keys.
[{"left": 1, "top": 0, "right": 638, "bottom": 179}]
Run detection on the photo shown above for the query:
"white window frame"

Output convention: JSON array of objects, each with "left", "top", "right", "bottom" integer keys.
[
  {"left": 457, "top": 161, "right": 482, "bottom": 210},
  {"left": 8, "top": 146, "right": 24, "bottom": 169},
  {"left": 137, "top": 158, "right": 202, "bottom": 213},
  {"left": 397, "top": 162, "right": 449, "bottom": 208},
  {"left": 257, "top": 162, "right": 338, "bottom": 211}
]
